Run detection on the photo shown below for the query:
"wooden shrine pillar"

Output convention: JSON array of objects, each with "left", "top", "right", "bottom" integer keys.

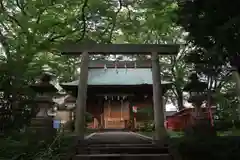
[
  {"left": 151, "top": 52, "right": 168, "bottom": 141},
  {"left": 75, "top": 51, "right": 89, "bottom": 139},
  {"left": 98, "top": 98, "right": 105, "bottom": 129}
]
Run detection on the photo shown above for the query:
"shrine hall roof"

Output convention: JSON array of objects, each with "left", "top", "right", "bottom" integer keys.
[{"left": 61, "top": 68, "right": 172, "bottom": 86}]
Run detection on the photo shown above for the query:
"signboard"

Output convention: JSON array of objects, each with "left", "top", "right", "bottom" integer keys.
[{"left": 53, "top": 120, "right": 61, "bottom": 129}]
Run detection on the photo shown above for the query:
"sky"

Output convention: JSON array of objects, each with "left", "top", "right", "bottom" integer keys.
[{"left": 166, "top": 102, "right": 192, "bottom": 111}]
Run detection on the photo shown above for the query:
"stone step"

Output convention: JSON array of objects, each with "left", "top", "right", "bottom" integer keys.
[
  {"left": 73, "top": 153, "right": 172, "bottom": 160},
  {"left": 79, "top": 146, "right": 169, "bottom": 154},
  {"left": 84, "top": 140, "right": 153, "bottom": 145},
  {"left": 78, "top": 143, "right": 167, "bottom": 148},
  {"left": 84, "top": 143, "right": 168, "bottom": 148},
  {"left": 84, "top": 143, "right": 157, "bottom": 147}
]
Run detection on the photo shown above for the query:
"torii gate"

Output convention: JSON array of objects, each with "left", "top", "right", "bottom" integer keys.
[{"left": 60, "top": 43, "right": 179, "bottom": 141}]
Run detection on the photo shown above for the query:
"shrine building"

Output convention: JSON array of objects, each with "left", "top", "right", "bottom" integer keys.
[{"left": 60, "top": 60, "right": 172, "bottom": 129}]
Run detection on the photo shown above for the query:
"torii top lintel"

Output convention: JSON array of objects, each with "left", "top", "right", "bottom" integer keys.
[{"left": 60, "top": 43, "right": 179, "bottom": 55}]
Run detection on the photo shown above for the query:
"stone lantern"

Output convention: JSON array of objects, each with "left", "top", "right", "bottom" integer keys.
[
  {"left": 184, "top": 73, "right": 208, "bottom": 118},
  {"left": 184, "top": 73, "right": 216, "bottom": 137},
  {"left": 30, "top": 72, "right": 58, "bottom": 140}
]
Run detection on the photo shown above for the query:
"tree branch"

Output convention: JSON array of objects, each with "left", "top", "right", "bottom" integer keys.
[
  {"left": 76, "top": 0, "right": 89, "bottom": 42},
  {"left": 35, "top": 6, "right": 48, "bottom": 25},
  {"left": 98, "top": 23, "right": 111, "bottom": 40},
  {"left": 15, "top": 0, "right": 27, "bottom": 15},
  {"left": 0, "top": 0, "right": 4, "bottom": 13},
  {"left": 1, "top": 1, "right": 29, "bottom": 35},
  {"left": 216, "top": 71, "right": 232, "bottom": 89},
  {"left": 108, "top": 0, "right": 123, "bottom": 43},
  {"left": 48, "top": 28, "right": 80, "bottom": 42},
  {"left": 0, "top": 31, "right": 9, "bottom": 54},
  {"left": 126, "top": 5, "right": 132, "bottom": 21}
]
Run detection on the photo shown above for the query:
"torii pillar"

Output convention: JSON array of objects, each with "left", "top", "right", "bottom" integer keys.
[
  {"left": 152, "top": 52, "right": 167, "bottom": 142},
  {"left": 60, "top": 43, "right": 179, "bottom": 141},
  {"left": 75, "top": 51, "right": 89, "bottom": 139}
]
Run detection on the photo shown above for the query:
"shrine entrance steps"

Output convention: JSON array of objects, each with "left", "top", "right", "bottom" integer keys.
[{"left": 72, "top": 130, "right": 173, "bottom": 160}]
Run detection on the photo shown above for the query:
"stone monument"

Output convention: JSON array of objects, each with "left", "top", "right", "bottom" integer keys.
[{"left": 30, "top": 72, "right": 58, "bottom": 141}]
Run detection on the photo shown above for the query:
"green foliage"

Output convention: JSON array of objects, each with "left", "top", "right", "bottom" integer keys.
[
  {"left": 178, "top": 0, "right": 240, "bottom": 58},
  {"left": 138, "top": 121, "right": 154, "bottom": 132},
  {"left": 171, "top": 136, "right": 240, "bottom": 160},
  {"left": 166, "top": 52, "right": 190, "bottom": 110},
  {"left": 0, "top": 131, "right": 74, "bottom": 160},
  {"left": 214, "top": 120, "right": 235, "bottom": 131},
  {"left": 0, "top": 0, "right": 184, "bottom": 132},
  {"left": 0, "top": 0, "right": 88, "bottom": 131},
  {"left": 177, "top": 0, "right": 240, "bottom": 117},
  {"left": 85, "top": 112, "right": 93, "bottom": 123},
  {"left": 1, "top": 1, "right": 239, "bottom": 159},
  {"left": 214, "top": 120, "right": 240, "bottom": 131},
  {"left": 137, "top": 107, "right": 153, "bottom": 117},
  {"left": 214, "top": 90, "right": 239, "bottom": 121}
]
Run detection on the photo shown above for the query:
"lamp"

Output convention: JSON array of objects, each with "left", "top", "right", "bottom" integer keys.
[
  {"left": 184, "top": 73, "right": 208, "bottom": 118},
  {"left": 184, "top": 73, "right": 207, "bottom": 103},
  {"left": 29, "top": 72, "right": 57, "bottom": 141}
]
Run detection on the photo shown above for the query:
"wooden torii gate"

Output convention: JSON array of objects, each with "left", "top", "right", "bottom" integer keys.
[{"left": 60, "top": 43, "right": 179, "bottom": 141}]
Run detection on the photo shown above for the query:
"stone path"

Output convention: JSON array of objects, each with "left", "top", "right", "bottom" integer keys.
[
  {"left": 85, "top": 131, "right": 152, "bottom": 144},
  {"left": 72, "top": 131, "right": 171, "bottom": 160}
]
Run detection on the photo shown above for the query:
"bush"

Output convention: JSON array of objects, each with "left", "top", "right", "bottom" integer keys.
[
  {"left": 184, "top": 120, "right": 217, "bottom": 138},
  {"left": 171, "top": 120, "right": 240, "bottom": 160},
  {"left": 233, "top": 120, "right": 240, "bottom": 129},
  {"left": 171, "top": 136, "right": 240, "bottom": 160},
  {"left": 139, "top": 121, "right": 154, "bottom": 132},
  {"left": 214, "top": 120, "right": 233, "bottom": 131},
  {"left": 0, "top": 131, "right": 74, "bottom": 160}
]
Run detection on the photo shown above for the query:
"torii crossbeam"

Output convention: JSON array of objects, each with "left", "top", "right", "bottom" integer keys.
[
  {"left": 60, "top": 43, "right": 180, "bottom": 142},
  {"left": 61, "top": 43, "right": 179, "bottom": 55}
]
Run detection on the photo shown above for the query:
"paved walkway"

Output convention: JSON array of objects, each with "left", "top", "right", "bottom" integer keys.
[{"left": 85, "top": 131, "right": 153, "bottom": 144}]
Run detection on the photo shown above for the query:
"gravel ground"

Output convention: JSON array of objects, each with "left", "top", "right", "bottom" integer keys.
[{"left": 86, "top": 131, "right": 153, "bottom": 144}]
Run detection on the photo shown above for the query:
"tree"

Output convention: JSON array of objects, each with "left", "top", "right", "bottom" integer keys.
[
  {"left": 0, "top": 0, "right": 186, "bottom": 131},
  {"left": 177, "top": 0, "right": 239, "bottom": 112},
  {"left": 178, "top": 0, "right": 240, "bottom": 60},
  {"left": 114, "top": 1, "right": 189, "bottom": 110},
  {"left": 0, "top": 0, "right": 92, "bottom": 130}
]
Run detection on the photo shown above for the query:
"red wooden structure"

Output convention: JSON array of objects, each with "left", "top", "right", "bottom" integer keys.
[{"left": 165, "top": 107, "right": 215, "bottom": 131}]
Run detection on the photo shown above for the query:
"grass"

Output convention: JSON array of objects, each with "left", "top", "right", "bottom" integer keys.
[
  {"left": 139, "top": 130, "right": 184, "bottom": 138},
  {"left": 61, "top": 128, "right": 96, "bottom": 137},
  {"left": 218, "top": 128, "right": 240, "bottom": 136}
]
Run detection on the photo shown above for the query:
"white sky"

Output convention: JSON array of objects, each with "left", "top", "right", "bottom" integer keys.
[{"left": 166, "top": 102, "right": 192, "bottom": 111}]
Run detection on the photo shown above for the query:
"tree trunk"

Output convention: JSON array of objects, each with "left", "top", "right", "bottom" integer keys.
[{"left": 176, "top": 89, "right": 184, "bottom": 110}]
